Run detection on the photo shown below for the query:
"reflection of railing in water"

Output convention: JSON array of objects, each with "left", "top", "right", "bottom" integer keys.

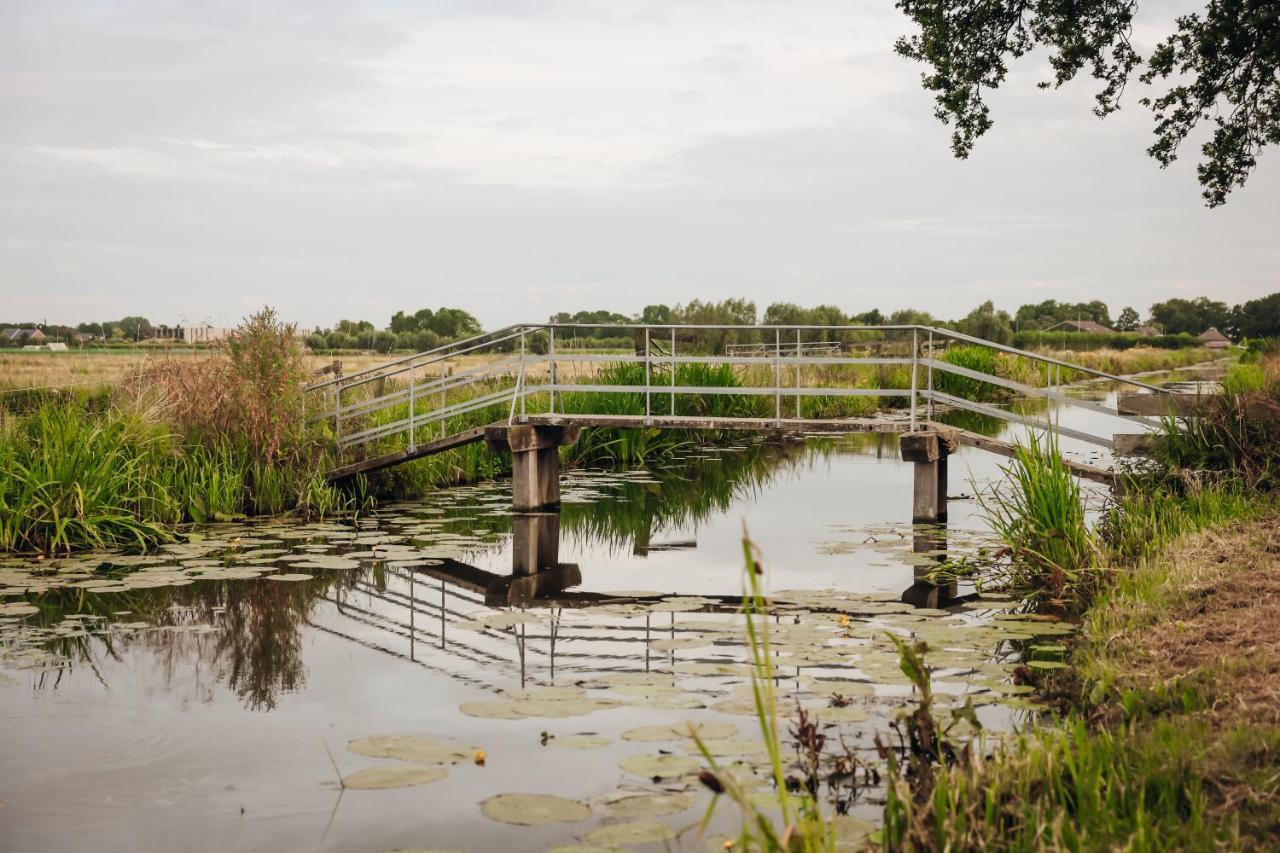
[{"left": 314, "top": 513, "right": 981, "bottom": 691}]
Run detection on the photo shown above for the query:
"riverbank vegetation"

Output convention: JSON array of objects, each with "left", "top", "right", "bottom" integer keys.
[
  {"left": 875, "top": 354, "right": 1280, "bottom": 849},
  {"left": 0, "top": 310, "right": 355, "bottom": 554},
  {"left": 692, "top": 353, "right": 1280, "bottom": 850}
]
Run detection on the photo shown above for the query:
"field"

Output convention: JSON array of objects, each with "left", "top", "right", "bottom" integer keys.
[{"left": 0, "top": 349, "right": 399, "bottom": 395}]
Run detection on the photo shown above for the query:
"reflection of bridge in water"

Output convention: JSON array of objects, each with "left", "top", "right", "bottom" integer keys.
[{"left": 310, "top": 513, "right": 972, "bottom": 689}]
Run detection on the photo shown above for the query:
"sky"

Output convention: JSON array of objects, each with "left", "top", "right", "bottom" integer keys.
[{"left": 1, "top": 0, "right": 1276, "bottom": 331}]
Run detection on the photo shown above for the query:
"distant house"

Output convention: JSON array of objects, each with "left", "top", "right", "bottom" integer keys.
[
  {"left": 1135, "top": 325, "right": 1161, "bottom": 337},
  {"left": 1198, "top": 327, "right": 1232, "bottom": 349},
  {"left": 147, "top": 324, "right": 231, "bottom": 345},
  {"left": 1, "top": 327, "right": 46, "bottom": 343},
  {"left": 1044, "top": 319, "right": 1115, "bottom": 334}
]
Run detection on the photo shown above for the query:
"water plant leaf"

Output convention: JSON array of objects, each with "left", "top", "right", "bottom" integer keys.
[
  {"left": 348, "top": 735, "right": 472, "bottom": 764},
  {"left": 603, "top": 791, "right": 693, "bottom": 819},
  {"left": 585, "top": 821, "right": 676, "bottom": 846},
  {"left": 458, "top": 702, "right": 524, "bottom": 720},
  {"left": 479, "top": 793, "right": 591, "bottom": 826},
  {"left": 342, "top": 764, "right": 448, "bottom": 790},
  {"left": 618, "top": 753, "right": 698, "bottom": 778},
  {"left": 545, "top": 735, "right": 611, "bottom": 749}
]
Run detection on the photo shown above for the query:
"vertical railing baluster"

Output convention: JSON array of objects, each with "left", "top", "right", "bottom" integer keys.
[
  {"left": 670, "top": 328, "right": 676, "bottom": 417},
  {"left": 794, "top": 328, "right": 801, "bottom": 419},
  {"left": 408, "top": 360, "right": 416, "bottom": 452},
  {"left": 910, "top": 329, "right": 919, "bottom": 432},
  {"left": 519, "top": 329, "right": 527, "bottom": 421},
  {"left": 926, "top": 330, "right": 934, "bottom": 422},
  {"left": 774, "top": 328, "right": 781, "bottom": 427},
  {"left": 334, "top": 383, "right": 342, "bottom": 460},
  {"left": 644, "top": 327, "right": 651, "bottom": 425},
  {"left": 549, "top": 327, "right": 557, "bottom": 414}
]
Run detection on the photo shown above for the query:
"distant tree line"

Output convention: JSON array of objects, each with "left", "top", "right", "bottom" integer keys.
[
  {"left": 17, "top": 290, "right": 1278, "bottom": 355},
  {"left": 306, "top": 308, "right": 484, "bottom": 353}
]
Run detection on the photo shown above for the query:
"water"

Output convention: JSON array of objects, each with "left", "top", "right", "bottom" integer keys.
[{"left": 1, "top": 380, "right": 1158, "bottom": 852}]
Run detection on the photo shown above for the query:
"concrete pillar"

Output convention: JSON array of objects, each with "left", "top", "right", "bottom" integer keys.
[
  {"left": 899, "top": 431, "right": 951, "bottom": 524},
  {"left": 511, "top": 513, "right": 561, "bottom": 576},
  {"left": 485, "top": 424, "right": 582, "bottom": 513},
  {"left": 901, "top": 521, "right": 957, "bottom": 608}
]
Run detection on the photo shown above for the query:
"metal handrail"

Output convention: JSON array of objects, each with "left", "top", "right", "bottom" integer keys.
[{"left": 306, "top": 321, "right": 1178, "bottom": 466}]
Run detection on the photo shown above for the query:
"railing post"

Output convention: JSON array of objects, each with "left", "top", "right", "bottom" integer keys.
[
  {"left": 334, "top": 384, "right": 342, "bottom": 459},
  {"left": 439, "top": 362, "right": 446, "bottom": 438},
  {"left": 774, "top": 328, "right": 782, "bottom": 427},
  {"left": 670, "top": 328, "right": 676, "bottom": 417},
  {"left": 926, "top": 330, "right": 934, "bottom": 422},
  {"left": 408, "top": 360, "right": 416, "bottom": 452},
  {"left": 548, "top": 327, "right": 557, "bottom": 414},
  {"left": 644, "top": 327, "right": 652, "bottom": 425},
  {"left": 910, "top": 329, "right": 919, "bottom": 432},
  {"left": 794, "top": 328, "right": 801, "bottom": 419},
  {"left": 519, "top": 329, "right": 527, "bottom": 421}
]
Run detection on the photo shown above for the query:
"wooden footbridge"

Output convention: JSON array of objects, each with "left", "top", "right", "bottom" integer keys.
[{"left": 306, "top": 323, "right": 1175, "bottom": 524}]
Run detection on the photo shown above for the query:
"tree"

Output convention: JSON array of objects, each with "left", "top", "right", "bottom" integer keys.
[
  {"left": 1116, "top": 306, "right": 1140, "bottom": 331},
  {"left": 956, "top": 300, "right": 1014, "bottom": 344},
  {"left": 895, "top": 0, "right": 1280, "bottom": 206},
  {"left": 372, "top": 330, "right": 397, "bottom": 353},
  {"left": 426, "top": 308, "right": 481, "bottom": 339},
  {"left": 1229, "top": 291, "right": 1280, "bottom": 339},
  {"left": 641, "top": 304, "right": 671, "bottom": 324},
  {"left": 1149, "top": 297, "right": 1230, "bottom": 335},
  {"left": 118, "top": 316, "right": 152, "bottom": 340},
  {"left": 1015, "top": 300, "right": 1113, "bottom": 330}
]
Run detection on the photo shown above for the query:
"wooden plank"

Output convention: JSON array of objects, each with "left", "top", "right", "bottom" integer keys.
[
  {"left": 933, "top": 424, "right": 1115, "bottom": 486},
  {"left": 325, "top": 425, "right": 492, "bottom": 481},
  {"left": 522, "top": 413, "right": 907, "bottom": 433}
]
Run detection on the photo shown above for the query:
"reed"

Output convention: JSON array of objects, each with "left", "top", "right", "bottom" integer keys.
[
  {"left": 979, "top": 431, "right": 1098, "bottom": 595},
  {"left": 690, "top": 528, "right": 836, "bottom": 852}
]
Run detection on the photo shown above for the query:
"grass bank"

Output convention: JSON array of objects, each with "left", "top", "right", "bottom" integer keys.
[
  {"left": 876, "top": 354, "right": 1280, "bottom": 850},
  {"left": 0, "top": 310, "right": 355, "bottom": 554}
]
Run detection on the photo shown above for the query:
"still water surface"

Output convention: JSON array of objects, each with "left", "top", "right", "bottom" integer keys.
[{"left": 4, "top": 376, "right": 1172, "bottom": 851}]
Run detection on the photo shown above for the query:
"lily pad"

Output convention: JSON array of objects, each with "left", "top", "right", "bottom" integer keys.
[
  {"left": 343, "top": 764, "right": 447, "bottom": 790},
  {"left": 480, "top": 793, "right": 590, "bottom": 826},
  {"left": 348, "top": 735, "right": 472, "bottom": 764},
  {"left": 586, "top": 821, "right": 676, "bottom": 846},
  {"left": 459, "top": 701, "right": 524, "bottom": 720},
  {"left": 265, "top": 572, "right": 314, "bottom": 582},
  {"left": 510, "top": 698, "right": 621, "bottom": 718},
  {"left": 618, "top": 753, "right": 699, "bottom": 778},
  {"left": 546, "top": 734, "right": 611, "bottom": 750},
  {"left": 692, "top": 738, "right": 769, "bottom": 758},
  {"left": 604, "top": 792, "right": 693, "bottom": 819}
]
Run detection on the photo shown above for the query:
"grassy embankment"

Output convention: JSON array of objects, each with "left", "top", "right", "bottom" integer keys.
[
  {"left": 0, "top": 331, "right": 1232, "bottom": 556},
  {"left": 0, "top": 311, "right": 357, "bottom": 554},
  {"left": 690, "top": 352, "right": 1279, "bottom": 850}
]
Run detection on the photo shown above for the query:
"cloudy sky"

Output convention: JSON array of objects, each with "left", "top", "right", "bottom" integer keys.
[{"left": 2, "top": 0, "right": 1276, "bottom": 330}]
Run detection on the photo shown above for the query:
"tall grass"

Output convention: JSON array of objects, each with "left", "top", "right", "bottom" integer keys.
[
  {"left": 0, "top": 309, "right": 357, "bottom": 554},
  {"left": 0, "top": 404, "right": 174, "bottom": 552},
  {"left": 691, "top": 529, "right": 836, "bottom": 852},
  {"left": 979, "top": 431, "right": 1097, "bottom": 595},
  {"left": 1148, "top": 356, "right": 1280, "bottom": 491}
]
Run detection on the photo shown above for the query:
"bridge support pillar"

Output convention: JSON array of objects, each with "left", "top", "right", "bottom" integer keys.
[
  {"left": 900, "top": 431, "right": 951, "bottom": 524},
  {"left": 486, "top": 424, "right": 582, "bottom": 512}
]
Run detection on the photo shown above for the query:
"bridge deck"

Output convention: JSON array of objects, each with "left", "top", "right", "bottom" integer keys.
[{"left": 326, "top": 414, "right": 1116, "bottom": 485}]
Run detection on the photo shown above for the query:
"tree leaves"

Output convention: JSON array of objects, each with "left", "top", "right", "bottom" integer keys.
[{"left": 895, "top": 0, "right": 1279, "bottom": 205}]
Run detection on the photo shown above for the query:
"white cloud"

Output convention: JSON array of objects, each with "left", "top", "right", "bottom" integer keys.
[{"left": 0, "top": 0, "right": 1276, "bottom": 328}]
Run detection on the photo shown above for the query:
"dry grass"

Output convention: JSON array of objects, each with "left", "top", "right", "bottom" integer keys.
[
  {"left": 0, "top": 349, "right": 408, "bottom": 394},
  {"left": 1099, "top": 516, "right": 1280, "bottom": 728},
  {"left": 1044, "top": 345, "right": 1221, "bottom": 377}
]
